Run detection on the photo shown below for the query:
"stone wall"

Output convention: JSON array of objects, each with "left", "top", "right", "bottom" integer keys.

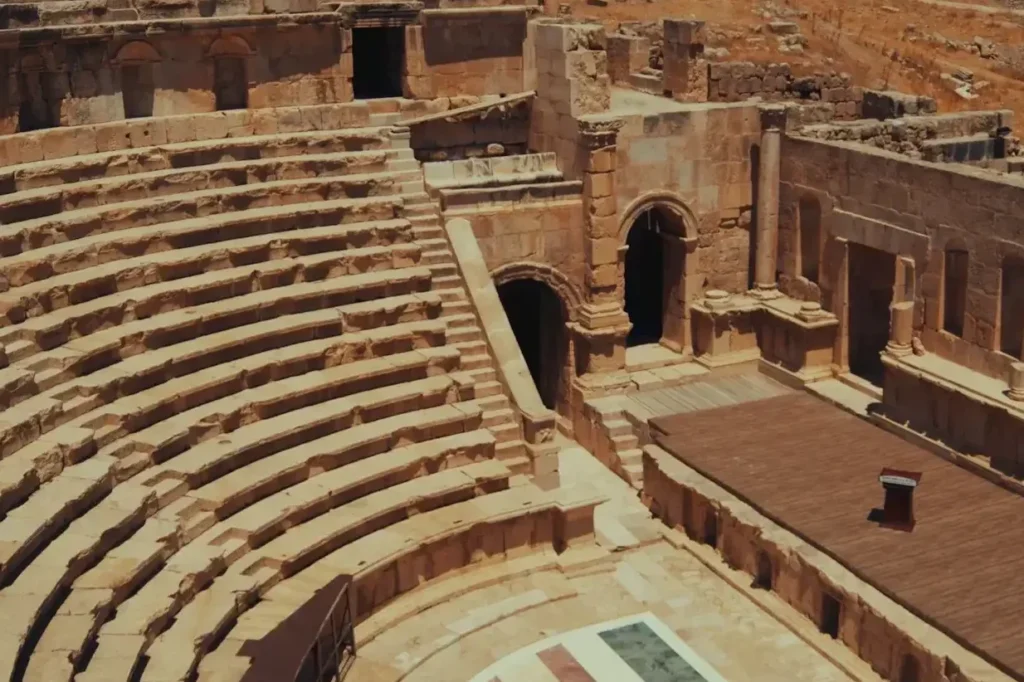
[
  {"left": 798, "top": 110, "right": 1013, "bottom": 159},
  {"left": 410, "top": 105, "right": 530, "bottom": 161},
  {"left": 529, "top": 21, "right": 611, "bottom": 180},
  {"left": 708, "top": 63, "right": 862, "bottom": 119},
  {"left": 779, "top": 134, "right": 1024, "bottom": 384},
  {"left": 1, "top": 18, "right": 351, "bottom": 130},
  {"left": 615, "top": 103, "right": 758, "bottom": 294},
  {"left": 442, "top": 188, "right": 587, "bottom": 304},
  {"left": 405, "top": 8, "right": 531, "bottom": 98}
]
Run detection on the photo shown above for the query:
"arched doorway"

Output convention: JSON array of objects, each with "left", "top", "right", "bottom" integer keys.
[
  {"left": 624, "top": 208, "right": 667, "bottom": 346},
  {"left": 496, "top": 279, "right": 568, "bottom": 411}
]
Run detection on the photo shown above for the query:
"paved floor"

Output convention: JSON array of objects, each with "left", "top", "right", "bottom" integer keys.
[
  {"left": 348, "top": 445, "right": 882, "bottom": 682},
  {"left": 469, "top": 613, "right": 729, "bottom": 682}
]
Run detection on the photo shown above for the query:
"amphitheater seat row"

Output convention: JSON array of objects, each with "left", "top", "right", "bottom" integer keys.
[{"left": 0, "top": 113, "right": 585, "bottom": 682}]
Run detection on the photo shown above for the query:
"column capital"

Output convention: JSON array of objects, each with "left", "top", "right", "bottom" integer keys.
[
  {"left": 759, "top": 104, "right": 788, "bottom": 132},
  {"left": 577, "top": 114, "right": 626, "bottom": 149}
]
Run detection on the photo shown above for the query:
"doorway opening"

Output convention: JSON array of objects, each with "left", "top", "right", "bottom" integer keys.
[
  {"left": 214, "top": 57, "right": 248, "bottom": 110},
  {"left": 899, "top": 655, "right": 920, "bottom": 682},
  {"left": 819, "top": 592, "right": 842, "bottom": 639},
  {"left": 702, "top": 510, "right": 718, "bottom": 548},
  {"left": 121, "top": 65, "right": 155, "bottom": 119},
  {"left": 497, "top": 279, "right": 568, "bottom": 411},
  {"left": 352, "top": 28, "right": 405, "bottom": 99},
  {"left": 17, "top": 71, "right": 56, "bottom": 131},
  {"left": 624, "top": 209, "right": 666, "bottom": 346},
  {"left": 754, "top": 551, "right": 773, "bottom": 590},
  {"left": 847, "top": 243, "right": 896, "bottom": 385}
]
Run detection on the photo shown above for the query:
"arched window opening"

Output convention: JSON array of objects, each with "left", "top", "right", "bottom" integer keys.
[
  {"left": 1000, "top": 256, "right": 1024, "bottom": 357},
  {"left": 799, "top": 197, "right": 822, "bottom": 283},
  {"left": 943, "top": 249, "right": 969, "bottom": 338},
  {"left": 625, "top": 208, "right": 666, "bottom": 347},
  {"left": 214, "top": 57, "right": 248, "bottom": 111}
]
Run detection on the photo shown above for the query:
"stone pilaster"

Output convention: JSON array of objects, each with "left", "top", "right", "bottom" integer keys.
[
  {"left": 662, "top": 19, "right": 707, "bottom": 102},
  {"left": 573, "top": 115, "right": 631, "bottom": 378},
  {"left": 752, "top": 104, "right": 786, "bottom": 299}
]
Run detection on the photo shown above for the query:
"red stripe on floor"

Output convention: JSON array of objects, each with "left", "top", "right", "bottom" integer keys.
[{"left": 537, "top": 644, "right": 598, "bottom": 682}]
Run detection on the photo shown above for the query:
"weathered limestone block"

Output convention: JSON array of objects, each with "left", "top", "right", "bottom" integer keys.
[
  {"left": 606, "top": 34, "right": 649, "bottom": 84},
  {"left": 662, "top": 18, "right": 707, "bottom": 103}
]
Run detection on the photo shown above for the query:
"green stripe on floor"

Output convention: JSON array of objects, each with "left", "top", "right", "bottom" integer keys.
[{"left": 597, "top": 622, "right": 708, "bottom": 682}]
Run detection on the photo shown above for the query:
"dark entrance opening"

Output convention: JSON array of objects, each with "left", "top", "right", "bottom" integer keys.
[
  {"left": 899, "top": 655, "right": 920, "bottom": 682},
  {"left": 121, "top": 65, "right": 155, "bottom": 119},
  {"left": 820, "top": 592, "right": 842, "bottom": 639},
  {"left": 624, "top": 209, "right": 665, "bottom": 346},
  {"left": 17, "top": 72, "right": 56, "bottom": 132},
  {"left": 754, "top": 551, "right": 773, "bottom": 590},
  {"left": 702, "top": 510, "right": 718, "bottom": 548},
  {"left": 352, "top": 28, "right": 405, "bottom": 99},
  {"left": 497, "top": 279, "right": 567, "bottom": 411},
  {"left": 214, "top": 58, "right": 248, "bottom": 111},
  {"left": 848, "top": 243, "right": 896, "bottom": 385}
]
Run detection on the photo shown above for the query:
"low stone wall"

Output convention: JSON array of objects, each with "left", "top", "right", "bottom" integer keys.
[
  {"left": 797, "top": 110, "right": 1014, "bottom": 159},
  {"left": 882, "top": 359, "right": 1024, "bottom": 478},
  {"left": 409, "top": 103, "right": 530, "bottom": 161},
  {"left": 642, "top": 444, "right": 1015, "bottom": 682},
  {"left": 708, "top": 63, "right": 862, "bottom": 119},
  {"left": 0, "top": 96, "right": 490, "bottom": 166}
]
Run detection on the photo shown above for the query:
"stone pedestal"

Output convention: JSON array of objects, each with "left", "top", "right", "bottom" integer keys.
[
  {"left": 886, "top": 301, "right": 915, "bottom": 357},
  {"left": 662, "top": 19, "right": 707, "bottom": 102},
  {"left": 758, "top": 298, "right": 838, "bottom": 381},
  {"left": 691, "top": 290, "right": 760, "bottom": 368},
  {"left": 752, "top": 105, "right": 786, "bottom": 300},
  {"left": 1009, "top": 362, "right": 1024, "bottom": 402}
]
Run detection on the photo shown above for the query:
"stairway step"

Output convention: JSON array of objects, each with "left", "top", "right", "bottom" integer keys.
[
  {"left": 422, "top": 249, "right": 453, "bottom": 266},
  {"left": 490, "top": 422, "right": 520, "bottom": 443},
  {"left": 442, "top": 300, "right": 473, "bottom": 317},
  {"left": 619, "top": 448, "right": 643, "bottom": 467},
  {"left": 612, "top": 434, "right": 639, "bottom": 451},
  {"left": 483, "top": 407, "right": 515, "bottom": 429},
  {"left": 459, "top": 353, "right": 492, "bottom": 371},
  {"left": 429, "top": 262, "right": 458, "bottom": 277},
  {"left": 474, "top": 394, "right": 510, "bottom": 412},
  {"left": 603, "top": 418, "right": 633, "bottom": 438},
  {"left": 447, "top": 325, "right": 482, "bottom": 344},
  {"left": 473, "top": 380, "right": 504, "bottom": 399},
  {"left": 503, "top": 454, "right": 533, "bottom": 476},
  {"left": 445, "top": 313, "right": 478, "bottom": 330},
  {"left": 495, "top": 439, "right": 526, "bottom": 461},
  {"left": 467, "top": 366, "right": 497, "bottom": 386},
  {"left": 454, "top": 340, "right": 488, "bottom": 356}
]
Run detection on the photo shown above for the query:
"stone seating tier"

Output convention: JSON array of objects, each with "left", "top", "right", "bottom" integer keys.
[{"left": 0, "top": 104, "right": 563, "bottom": 682}]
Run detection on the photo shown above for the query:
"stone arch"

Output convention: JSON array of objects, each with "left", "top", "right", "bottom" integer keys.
[
  {"left": 491, "top": 262, "right": 578, "bottom": 414},
  {"left": 207, "top": 35, "right": 255, "bottom": 58},
  {"left": 112, "top": 40, "right": 162, "bottom": 64},
  {"left": 617, "top": 191, "right": 698, "bottom": 246},
  {"left": 616, "top": 192, "right": 699, "bottom": 353},
  {"left": 490, "top": 262, "right": 583, "bottom": 322}
]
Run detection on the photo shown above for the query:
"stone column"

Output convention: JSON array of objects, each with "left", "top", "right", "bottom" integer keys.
[
  {"left": 1008, "top": 363, "right": 1024, "bottom": 402},
  {"left": 574, "top": 116, "right": 631, "bottom": 376},
  {"left": 753, "top": 104, "right": 786, "bottom": 299},
  {"left": 886, "top": 301, "right": 915, "bottom": 357},
  {"left": 662, "top": 19, "right": 708, "bottom": 102}
]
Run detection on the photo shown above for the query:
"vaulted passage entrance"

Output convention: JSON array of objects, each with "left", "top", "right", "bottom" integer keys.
[
  {"left": 497, "top": 279, "right": 567, "bottom": 410},
  {"left": 624, "top": 209, "right": 666, "bottom": 347},
  {"left": 848, "top": 243, "right": 896, "bottom": 385}
]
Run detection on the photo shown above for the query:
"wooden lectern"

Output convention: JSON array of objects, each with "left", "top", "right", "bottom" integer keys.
[{"left": 878, "top": 468, "right": 921, "bottom": 531}]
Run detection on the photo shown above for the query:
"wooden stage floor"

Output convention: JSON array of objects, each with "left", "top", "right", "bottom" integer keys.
[{"left": 650, "top": 393, "right": 1024, "bottom": 680}]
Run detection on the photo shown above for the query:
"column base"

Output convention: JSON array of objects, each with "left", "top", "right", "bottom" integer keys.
[{"left": 749, "top": 285, "right": 782, "bottom": 301}]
